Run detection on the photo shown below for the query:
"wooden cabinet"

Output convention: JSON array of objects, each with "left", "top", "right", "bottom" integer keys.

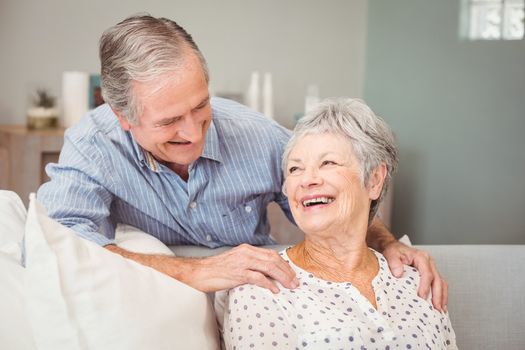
[{"left": 0, "top": 125, "right": 65, "bottom": 205}]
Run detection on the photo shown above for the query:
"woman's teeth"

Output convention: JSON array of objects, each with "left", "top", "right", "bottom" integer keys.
[{"left": 302, "top": 197, "right": 334, "bottom": 207}]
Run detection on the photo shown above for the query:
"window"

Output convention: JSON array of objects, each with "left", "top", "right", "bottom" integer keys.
[{"left": 466, "top": 0, "right": 524, "bottom": 40}]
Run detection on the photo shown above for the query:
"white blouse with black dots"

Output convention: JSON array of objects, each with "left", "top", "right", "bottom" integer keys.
[{"left": 220, "top": 249, "right": 457, "bottom": 350}]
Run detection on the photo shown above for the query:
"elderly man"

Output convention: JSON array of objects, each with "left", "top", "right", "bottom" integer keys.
[{"left": 37, "top": 14, "right": 446, "bottom": 310}]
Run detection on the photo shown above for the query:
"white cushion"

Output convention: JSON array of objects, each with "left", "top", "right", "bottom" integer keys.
[
  {"left": 0, "top": 252, "right": 36, "bottom": 349},
  {"left": 0, "top": 190, "right": 27, "bottom": 261},
  {"left": 398, "top": 234, "right": 412, "bottom": 246},
  {"left": 115, "top": 224, "right": 176, "bottom": 256},
  {"left": 24, "top": 194, "right": 219, "bottom": 350}
]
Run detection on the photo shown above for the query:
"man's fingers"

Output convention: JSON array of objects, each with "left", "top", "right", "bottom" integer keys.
[
  {"left": 233, "top": 245, "right": 298, "bottom": 289},
  {"left": 385, "top": 252, "right": 405, "bottom": 278},
  {"left": 382, "top": 241, "right": 410, "bottom": 278},
  {"left": 428, "top": 273, "right": 443, "bottom": 312},
  {"left": 442, "top": 278, "right": 449, "bottom": 312},
  {"left": 429, "top": 261, "right": 447, "bottom": 312},
  {"left": 417, "top": 274, "right": 432, "bottom": 301},
  {"left": 193, "top": 244, "right": 297, "bottom": 292},
  {"left": 413, "top": 253, "right": 434, "bottom": 301},
  {"left": 399, "top": 254, "right": 411, "bottom": 266},
  {"left": 244, "top": 270, "right": 280, "bottom": 294},
  {"left": 222, "top": 244, "right": 299, "bottom": 291}
]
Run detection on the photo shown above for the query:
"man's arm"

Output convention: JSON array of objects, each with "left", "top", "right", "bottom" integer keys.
[
  {"left": 367, "top": 217, "right": 448, "bottom": 312},
  {"left": 366, "top": 217, "right": 397, "bottom": 252},
  {"left": 37, "top": 164, "right": 115, "bottom": 246},
  {"left": 106, "top": 243, "right": 299, "bottom": 293},
  {"left": 37, "top": 125, "right": 120, "bottom": 246}
]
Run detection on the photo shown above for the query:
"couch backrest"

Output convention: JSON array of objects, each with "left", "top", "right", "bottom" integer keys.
[{"left": 420, "top": 244, "right": 525, "bottom": 350}]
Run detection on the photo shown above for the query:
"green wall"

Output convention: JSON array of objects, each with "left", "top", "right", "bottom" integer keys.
[{"left": 365, "top": 1, "right": 525, "bottom": 244}]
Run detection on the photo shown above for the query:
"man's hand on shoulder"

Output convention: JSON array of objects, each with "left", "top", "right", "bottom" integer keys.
[
  {"left": 366, "top": 218, "right": 448, "bottom": 312},
  {"left": 105, "top": 243, "right": 299, "bottom": 294},
  {"left": 382, "top": 240, "right": 448, "bottom": 312},
  {"left": 189, "top": 244, "right": 299, "bottom": 293}
]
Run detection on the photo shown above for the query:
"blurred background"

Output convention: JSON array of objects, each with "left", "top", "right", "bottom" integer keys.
[{"left": 0, "top": 0, "right": 524, "bottom": 244}]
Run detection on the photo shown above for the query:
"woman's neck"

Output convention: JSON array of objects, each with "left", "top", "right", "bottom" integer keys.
[
  {"left": 288, "top": 235, "right": 380, "bottom": 309},
  {"left": 287, "top": 236, "right": 378, "bottom": 284}
]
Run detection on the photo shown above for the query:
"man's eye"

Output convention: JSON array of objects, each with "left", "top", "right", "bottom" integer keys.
[{"left": 157, "top": 118, "right": 179, "bottom": 127}]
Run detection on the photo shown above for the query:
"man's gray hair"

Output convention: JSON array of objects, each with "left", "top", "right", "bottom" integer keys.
[
  {"left": 99, "top": 14, "right": 209, "bottom": 124},
  {"left": 282, "top": 98, "right": 399, "bottom": 221}
]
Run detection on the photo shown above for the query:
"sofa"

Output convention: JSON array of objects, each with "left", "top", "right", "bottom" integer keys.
[{"left": 1, "top": 190, "right": 524, "bottom": 349}]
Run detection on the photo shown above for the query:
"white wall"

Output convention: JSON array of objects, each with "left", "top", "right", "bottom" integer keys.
[{"left": 0, "top": 0, "right": 367, "bottom": 129}]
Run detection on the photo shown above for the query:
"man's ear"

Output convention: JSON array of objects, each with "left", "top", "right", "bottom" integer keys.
[
  {"left": 368, "top": 163, "right": 387, "bottom": 200},
  {"left": 111, "top": 106, "right": 132, "bottom": 131}
]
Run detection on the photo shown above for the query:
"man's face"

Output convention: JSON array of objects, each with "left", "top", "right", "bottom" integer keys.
[{"left": 117, "top": 55, "right": 211, "bottom": 171}]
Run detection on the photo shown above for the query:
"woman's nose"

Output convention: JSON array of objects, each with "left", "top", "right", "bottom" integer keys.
[{"left": 300, "top": 167, "right": 322, "bottom": 188}]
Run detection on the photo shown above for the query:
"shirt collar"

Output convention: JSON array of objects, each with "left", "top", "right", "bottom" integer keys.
[
  {"left": 129, "top": 131, "right": 160, "bottom": 172},
  {"left": 129, "top": 119, "right": 222, "bottom": 173},
  {"left": 201, "top": 120, "right": 223, "bottom": 163}
]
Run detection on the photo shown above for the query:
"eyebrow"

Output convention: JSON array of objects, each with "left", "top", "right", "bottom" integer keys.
[
  {"left": 288, "top": 152, "right": 338, "bottom": 163},
  {"left": 155, "top": 116, "right": 180, "bottom": 125},
  {"left": 196, "top": 95, "right": 210, "bottom": 107}
]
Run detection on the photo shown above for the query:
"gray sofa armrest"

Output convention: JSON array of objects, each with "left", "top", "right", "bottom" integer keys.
[{"left": 420, "top": 245, "right": 525, "bottom": 350}]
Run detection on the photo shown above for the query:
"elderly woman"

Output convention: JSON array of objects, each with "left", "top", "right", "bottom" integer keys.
[{"left": 221, "top": 98, "right": 457, "bottom": 349}]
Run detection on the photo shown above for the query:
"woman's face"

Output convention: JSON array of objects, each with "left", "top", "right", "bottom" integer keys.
[{"left": 285, "top": 133, "right": 380, "bottom": 236}]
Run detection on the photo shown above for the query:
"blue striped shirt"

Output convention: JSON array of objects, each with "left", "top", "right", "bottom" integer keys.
[{"left": 37, "top": 97, "right": 293, "bottom": 248}]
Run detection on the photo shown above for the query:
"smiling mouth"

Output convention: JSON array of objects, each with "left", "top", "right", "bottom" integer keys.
[{"left": 302, "top": 196, "right": 335, "bottom": 207}]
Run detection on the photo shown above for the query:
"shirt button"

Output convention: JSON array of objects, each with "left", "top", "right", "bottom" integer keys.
[
  {"left": 189, "top": 201, "right": 197, "bottom": 209},
  {"left": 245, "top": 205, "right": 252, "bottom": 213},
  {"left": 206, "top": 234, "right": 212, "bottom": 241}
]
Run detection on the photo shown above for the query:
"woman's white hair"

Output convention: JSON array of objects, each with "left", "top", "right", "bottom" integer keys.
[
  {"left": 282, "top": 97, "right": 399, "bottom": 221},
  {"left": 99, "top": 14, "right": 209, "bottom": 124}
]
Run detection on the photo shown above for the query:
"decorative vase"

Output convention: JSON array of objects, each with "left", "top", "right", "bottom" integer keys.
[{"left": 27, "top": 106, "right": 59, "bottom": 129}]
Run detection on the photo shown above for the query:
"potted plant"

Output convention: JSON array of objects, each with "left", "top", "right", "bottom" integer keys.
[{"left": 27, "top": 89, "right": 59, "bottom": 129}]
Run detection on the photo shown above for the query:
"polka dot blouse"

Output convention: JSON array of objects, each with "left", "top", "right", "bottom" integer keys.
[{"left": 220, "top": 249, "right": 457, "bottom": 349}]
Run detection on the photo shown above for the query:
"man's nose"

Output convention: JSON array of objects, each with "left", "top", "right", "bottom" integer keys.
[{"left": 178, "top": 115, "right": 203, "bottom": 142}]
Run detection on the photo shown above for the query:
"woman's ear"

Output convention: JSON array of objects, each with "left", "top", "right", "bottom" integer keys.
[
  {"left": 368, "top": 163, "right": 387, "bottom": 200},
  {"left": 281, "top": 181, "right": 288, "bottom": 197}
]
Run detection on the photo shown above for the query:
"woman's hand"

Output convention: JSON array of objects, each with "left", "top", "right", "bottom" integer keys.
[{"left": 382, "top": 240, "right": 448, "bottom": 312}]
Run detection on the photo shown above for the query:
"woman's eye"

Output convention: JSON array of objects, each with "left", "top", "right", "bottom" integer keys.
[
  {"left": 288, "top": 166, "right": 299, "bottom": 174},
  {"left": 321, "top": 160, "right": 337, "bottom": 166}
]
